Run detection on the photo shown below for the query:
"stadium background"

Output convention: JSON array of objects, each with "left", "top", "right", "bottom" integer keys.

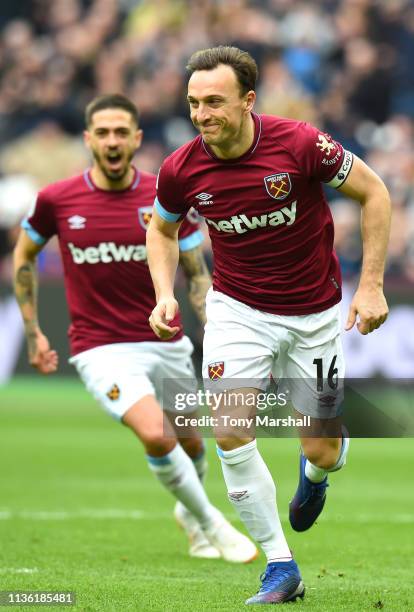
[
  {"left": 1, "top": 0, "right": 414, "bottom": 381},
  {"left": 0, "top": 1, "right": 413, "bottom": 610}
]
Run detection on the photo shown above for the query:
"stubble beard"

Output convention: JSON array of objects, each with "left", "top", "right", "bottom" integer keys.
[
  {"left": 201, "top": 119, "right": 243, "bottom": 150},
  {"left": 198, "top": 122, "right": 226, "bottom": 146},
  {"left": 93, "top": 150, "right": 133, "bottom": 183}
]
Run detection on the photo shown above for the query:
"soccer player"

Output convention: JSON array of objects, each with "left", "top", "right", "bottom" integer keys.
[
  {"left": 146, "top": 47, "right": 391, "bottom": 604},
  {"left": 13, "top": 93, "right": 257, "bottom": 564}
]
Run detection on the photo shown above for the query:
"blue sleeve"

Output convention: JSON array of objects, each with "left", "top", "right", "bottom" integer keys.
[
  {"left": 178, "top": 230, "right": 204, "bottom": 252},
  {"left": 21, "top": 219, "right": 47, "bottom": 245},
  {"left": 154, "top": 197, "right": 183, "bottom": 223}
]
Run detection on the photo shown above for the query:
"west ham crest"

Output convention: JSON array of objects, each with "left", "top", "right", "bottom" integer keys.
[
  {"left": 264, "top": 173, "right": 292, "bottom": 200},
  {"left": 138, "top": 206, "right": 153, "bottom": 230},
  {"left": 107, "top": 384, "right": 120, "bottom": 401},
  {"left": 208, "top": 361, "right": 225, "bottom": 381}
]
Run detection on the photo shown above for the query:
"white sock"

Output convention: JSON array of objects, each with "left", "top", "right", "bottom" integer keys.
[
  {"left": 305, "top": 434, "right": 350, "bottom": 482},
  {"left": 176, "top": 444, "right": 208, "bottom": 519},
  {"left": 218, "top": 440, "right": 291, "bottom": 563},
  {"left": 304, "top": 461, "right": 327, "bottom": 482},
  {"left": 147, "top": 444, "right": 216, "bottom": 529}
]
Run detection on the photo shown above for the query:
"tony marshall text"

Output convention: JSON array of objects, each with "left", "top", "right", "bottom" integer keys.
[{"left": 175, "top": 415, "right": 311, "bottom": 428}]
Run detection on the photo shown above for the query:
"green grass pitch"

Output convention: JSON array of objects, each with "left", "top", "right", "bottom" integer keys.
[{"left": 0, "top": 377, "right": 412, "bottom": 611}]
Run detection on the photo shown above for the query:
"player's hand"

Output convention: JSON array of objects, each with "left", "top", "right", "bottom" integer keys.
[
  {"left": 345, "top": 286, "right": 389, "bottom": 335},
  {"left": 149, "top": 297, "right": 180, "bottom": 340},
  {"left": 26, "top": 328, "right": 58, "bottom": 374}
]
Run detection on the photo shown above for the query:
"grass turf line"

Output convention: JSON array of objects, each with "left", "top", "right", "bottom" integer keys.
[{"left": 0, "top": 377, "right": 412, "bottom": 611}]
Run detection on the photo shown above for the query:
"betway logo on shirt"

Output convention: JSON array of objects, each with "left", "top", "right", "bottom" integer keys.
[
  {"left": 68, "top": 242, "right": 146, "bottom": 264},
  {"left": 205, "top": 201, "right": 297, "bottom": 234}
]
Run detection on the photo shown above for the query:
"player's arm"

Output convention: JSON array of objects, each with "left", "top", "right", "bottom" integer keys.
[
  {"left": 337, "top": 155, "right": 391, "bottom": 335},
  {"left": 13, "top": 230, "right": 58, "bottom": 373},
  {"left": 147, "top": 209, "right": 183, "bottom": 339},
  {"left": 179, "top": 245, "right": 211, "bottom": 325}
]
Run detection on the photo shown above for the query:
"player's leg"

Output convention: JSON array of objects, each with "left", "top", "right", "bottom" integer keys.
[
  {"left": 168, "top": 417, "right": 209, "bottom": 491},
  {"left": 281, "top": 304, "right": 350, "bottom": 532},
  {"left": 289, "top": 429, "right": 349, "bottom": 532},
  {"left": 154, "top": 335, "right": 258, "bottom": 563},
  {"left": 153, "top": 338, "right": 208, "bottom": 483},
  {"left": 121, "top": 395, "right": 224, "bottom": 539},
  {"left": 170, "top": 433, "right": 222, "bottom": 560},
  {"left": 165, "top": 412, "right": 207, "bottom": 482},
  {"left": 203, "top": 290, "right": 304, "bottom": 603},
  {"left": 69, "top": 344, "right": 220, "bottom": 544},
  {"left": 122, "top": 393, "right": 175, "bottom": 454},
  {"left": 214, "top": 390, "right": 304, "bottom": 604},
  {"left": 159, "top": 409, "right": 219, "bottom": 558}
]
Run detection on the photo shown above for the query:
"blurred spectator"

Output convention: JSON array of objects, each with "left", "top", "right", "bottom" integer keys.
[
  {"left": 330, "top": 198, "right": 362, "bottom": 279},
  {"left": 0, "top": 122, "right": 88, "bottom": 189},
  {"left": 0, "top": 174, "right": 37, "bottom": 228},
  {"left": 0, "top": 0, "right": 413, "bottom": 285}
]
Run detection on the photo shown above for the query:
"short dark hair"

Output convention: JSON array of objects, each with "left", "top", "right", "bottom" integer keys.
[
  {"left": 85, "top": 94, "right": 139, "bottom": 127},
  {"left": 186, "top": 46, "right": 258, "bottom": 95}
]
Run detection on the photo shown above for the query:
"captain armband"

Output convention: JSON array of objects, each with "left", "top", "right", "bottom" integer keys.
[{"left": 325, "top": 150, "right": 354, "bottom": 189}]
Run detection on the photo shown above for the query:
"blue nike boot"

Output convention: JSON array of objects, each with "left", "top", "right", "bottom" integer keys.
[
  {"left": 245, "top": 559, "right": 305, "bottom": 604},
  {"left": 289, "top": 450, "right": 328, "bottom": 532}
]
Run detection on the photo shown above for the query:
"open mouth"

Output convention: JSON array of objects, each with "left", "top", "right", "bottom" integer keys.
[{"left": 106, "top": 152, "right": 123, "bottom": 170}]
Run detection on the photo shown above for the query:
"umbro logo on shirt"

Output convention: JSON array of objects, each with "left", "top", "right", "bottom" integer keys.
[
  {"left": 68, "top": 215, "right": 86, "bottom": 229},
  {"left": 195, "top": 192, "right": 214, "bottom": 206},
  {"left": 196, "top": 192, "right": 212, "bottom": 200}
]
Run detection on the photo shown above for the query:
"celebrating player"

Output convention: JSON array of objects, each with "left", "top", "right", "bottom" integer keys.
[
  {"left": 147, "top": 47, "right": 391, "bottom": 604},
  {"left": 13, "top": 93, "right": 257, "bottom": 564}
]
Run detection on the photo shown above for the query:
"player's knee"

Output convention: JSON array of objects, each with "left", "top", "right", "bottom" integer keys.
[{"left": 140, "top": 429, "right": 175, "bottom": 456}]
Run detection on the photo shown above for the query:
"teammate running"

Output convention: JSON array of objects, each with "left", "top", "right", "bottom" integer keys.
[{"left": 13, "top": 93, "right": 257, "bottom": 564}]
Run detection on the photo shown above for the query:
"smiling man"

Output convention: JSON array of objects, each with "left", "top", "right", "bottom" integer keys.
[
  {"left": 13, "top": 93, "right": 257, "bottom": 565},
  {"left": 146, "top": 47, "right": 391, "bottom": 604}
]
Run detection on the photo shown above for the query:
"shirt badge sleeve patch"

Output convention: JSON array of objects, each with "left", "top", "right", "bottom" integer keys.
[
  {"left": 208, "top": 361, "right": 225, "bottom": 381},
  {"left": 264, "top": 173, "right": 292, "bottom": 200},
  {"left": 107, "top": 384, "right": 121, "bottom": 401},
  {"left": 316, "top": 133, "right": 336, "bottom": 156}
]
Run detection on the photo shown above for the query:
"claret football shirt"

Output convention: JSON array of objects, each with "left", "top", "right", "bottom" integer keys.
[
  {"left": 155, "top": 114, "right": 354, "bottom": 316},
  {"left": 23, "top": 168, "right": 203, "bottom": 355}
]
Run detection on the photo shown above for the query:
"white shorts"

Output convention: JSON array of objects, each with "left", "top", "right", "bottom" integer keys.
[
  {"left": 69, "top": 336, "right": 197, "bottom": 420},
  {"left": 202, "top": 290, "right": 345, "bottom": 418}
]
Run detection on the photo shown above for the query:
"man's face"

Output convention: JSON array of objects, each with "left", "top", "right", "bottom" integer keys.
[
  {"left": 187, "top": 64, "right": 254, "bottom": 147},
  {"left": 84, "top": 108, "right": 142, "bottom": 182}
]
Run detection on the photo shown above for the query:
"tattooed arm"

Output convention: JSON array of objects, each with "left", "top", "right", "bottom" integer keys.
[
  {"left": 179, "top": 245, "right": 211, "bottom": 325},
  {"left": 13, "top": 231, "right": 58, "bottom": 374}
]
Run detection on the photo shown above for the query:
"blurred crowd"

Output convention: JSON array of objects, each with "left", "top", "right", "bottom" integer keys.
[{"left": 0, "top": 0, "right": 414, "bottom": 283}]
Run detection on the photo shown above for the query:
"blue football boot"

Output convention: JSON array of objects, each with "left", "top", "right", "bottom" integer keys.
[
  {"left": 289, "top": 450, "right": 328, "bottom": 532},
  {"left": 245, "top": 559, "right": 305, "bottom": 604}
]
